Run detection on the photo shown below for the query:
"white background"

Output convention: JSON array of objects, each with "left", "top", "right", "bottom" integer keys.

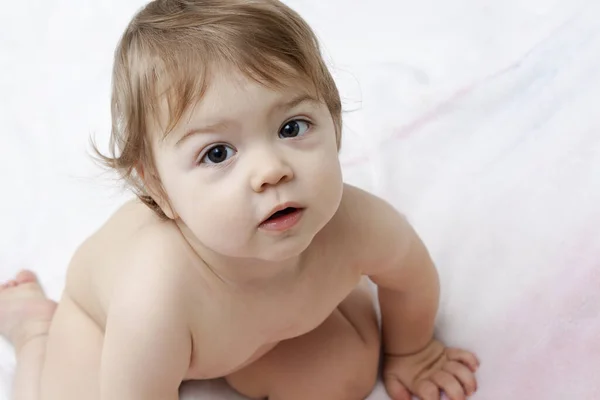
[{"left": 1, "top": 0, "right": 599, "bottom": 398}]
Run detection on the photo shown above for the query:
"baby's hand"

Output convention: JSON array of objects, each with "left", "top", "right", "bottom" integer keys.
[{"left": 383, "top": 340, "right": 479, "bottom": 400}]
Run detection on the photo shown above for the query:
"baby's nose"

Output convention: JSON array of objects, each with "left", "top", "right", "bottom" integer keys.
[{"left": 250, "top": 154, "right": 294, "bottom": 192}]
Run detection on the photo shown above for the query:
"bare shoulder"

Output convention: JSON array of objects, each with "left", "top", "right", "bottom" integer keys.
[
  {"left": 66, "top": 199, "right": 200, "bottom": 326},
  {"left": 67, "top": 198, "right": 171, "bottom": 270},
  {"left": 111, "top": 225, "right": 190, "bottom": 314},
  {"left": 77, "top": 198, "right": 195, "bottom": 281},
  {"left": 332, "top": 184, "right": 416, "bottom": 275},
  {"left": 116, "top": 216, "right": 198, "bottom": 309}
]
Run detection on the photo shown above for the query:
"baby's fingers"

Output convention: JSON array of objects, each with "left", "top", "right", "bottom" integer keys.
[
  {"left": 446, "top": 348, "right": 480, "bottom": 372},
  {"left": 415, "top": 379, "right": 441, "bottom": 400},
  {"left": 431, "top": 371, "right": 466, "bottom": 400},
  {"left": 443, "top": 361, "right": 477, "bottom": 395},
  {"left": 383, "top": 374, "right": 412, "bottom": 400}
]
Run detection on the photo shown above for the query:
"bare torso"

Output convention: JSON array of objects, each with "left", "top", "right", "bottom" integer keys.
[{"left": 63, "top": 192, "right": 363, "bottom": 380}]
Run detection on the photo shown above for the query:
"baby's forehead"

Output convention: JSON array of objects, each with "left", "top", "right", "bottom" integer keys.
[
  {"left": 150, "top": 68, "right": 321, "bottom": 138},
  {"left": 206, "top": 66, "right": 318, "bottom": 99}
]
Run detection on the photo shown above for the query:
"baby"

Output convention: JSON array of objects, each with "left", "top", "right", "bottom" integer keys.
[{"left": 0, "top": 1, "right": 479, "bottom": 399}]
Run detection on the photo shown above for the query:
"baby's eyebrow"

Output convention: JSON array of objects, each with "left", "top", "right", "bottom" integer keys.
[
  {"left": 175, "top": 120, "right": 232, "bottom": 147},
  {"left": 269, "top": 93, "right": 319, "bottom": 114},
  {"left": 175, "top": 93, "right": 318, "bottom": 147}
]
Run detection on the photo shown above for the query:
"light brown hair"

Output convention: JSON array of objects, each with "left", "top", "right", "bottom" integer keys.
[{"left": 94, "top": 0, "right": 342, "bottom": 218}]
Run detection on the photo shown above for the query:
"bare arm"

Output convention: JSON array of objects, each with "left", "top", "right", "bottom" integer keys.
[
  {"left": 369, "top": 219, "right": 440, "bottom": 356},
  {"left": 100, "top": 263, "right": 191, "bottom": 399},
  {"left": 347, "top": 185, "right": 439, "bottom": 355},
  {"left": 348, "top": 185, "right": 478, "bottom": 399}
]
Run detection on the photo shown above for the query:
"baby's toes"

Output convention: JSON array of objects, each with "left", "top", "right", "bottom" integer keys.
[
  {"left": 0, "top": 280, "right": 18, "bottom": 290},
  {"left": 15, "top": 270, "right": 38, "bottom": 285},
  {"left": 0, "top": 271, "right": 45, "bottom": 300}
]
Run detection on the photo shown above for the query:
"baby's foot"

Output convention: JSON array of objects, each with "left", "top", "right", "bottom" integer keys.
[{"left": 0, "top": 270, "right": 57, "bottom": 353}]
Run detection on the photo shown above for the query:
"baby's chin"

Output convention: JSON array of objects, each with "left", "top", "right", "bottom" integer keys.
[
  {"left": 250, "top": 236, "right": 314, "bottom": 263},
  {"left": 184, "top": 214, "right": 323, "bottom": 262},
  {"left": 192, "top": 233, "right": 311, "bottom": 262}
]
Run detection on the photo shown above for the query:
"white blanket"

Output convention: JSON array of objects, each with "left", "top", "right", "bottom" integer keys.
[{"left": 1, "top": 0, "right": 599, "bottom": 399}]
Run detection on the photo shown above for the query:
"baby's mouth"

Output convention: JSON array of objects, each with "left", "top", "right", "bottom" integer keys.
[
  {"left": 264, "top": 207, "right": 299, "bottom": 222},
  {"left": 259, "top": 205, "right": 305, "bottom": 231}
]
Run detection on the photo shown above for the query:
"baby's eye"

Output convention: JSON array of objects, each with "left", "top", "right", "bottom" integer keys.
[
  {"left": 200, "top": 144, "right": 236, "bottom": 165},
  {"left": 279, "top": 119, "right": 311, "bottom": 139}
]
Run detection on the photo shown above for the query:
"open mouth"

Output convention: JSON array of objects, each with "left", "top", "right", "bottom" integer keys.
[
  {"left": 265, "top": 207, "right": 299, "bottom": 222},
  {"left": 260, "top": 206, "right": 305, "bottom": 232}
]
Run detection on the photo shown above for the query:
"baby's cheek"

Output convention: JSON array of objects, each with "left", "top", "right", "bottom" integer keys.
[
  {"left": 315, "top": 154, "right": 343, "bottom": 190},
  {"left": 306, "top": 145, "right": 341, "bottom": 178},
  {"left": 305, "top": 154, "right": 343, "bottom": 211}
]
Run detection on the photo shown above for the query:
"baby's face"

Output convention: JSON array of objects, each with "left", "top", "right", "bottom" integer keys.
[{"left": 151, "top": 69, "right": 343, "bottom": 261}]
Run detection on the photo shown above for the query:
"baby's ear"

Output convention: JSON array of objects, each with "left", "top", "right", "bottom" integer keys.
[{"left": 136, "top": 163, "right": 178, "bottom": 220}]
